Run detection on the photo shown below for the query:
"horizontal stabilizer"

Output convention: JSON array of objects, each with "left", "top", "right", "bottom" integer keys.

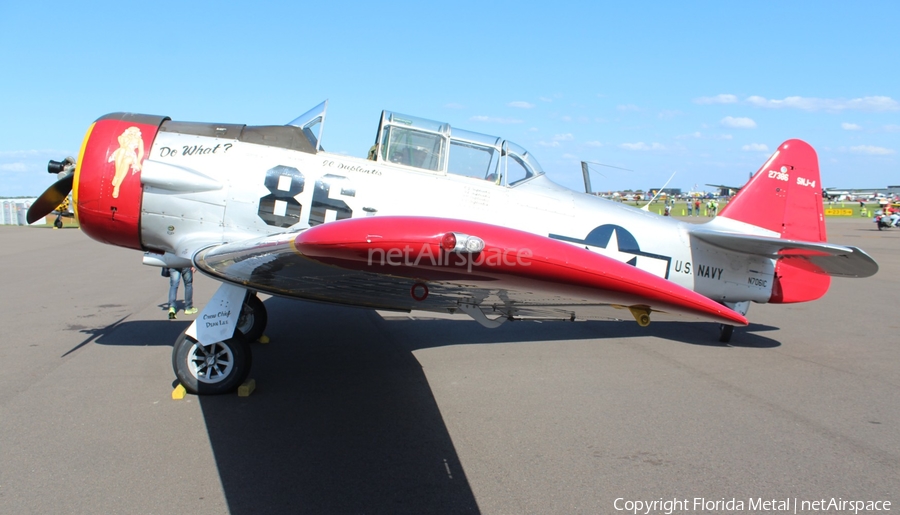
[{"left": 691, "top": 229, "right": 878, "bottom": 278}]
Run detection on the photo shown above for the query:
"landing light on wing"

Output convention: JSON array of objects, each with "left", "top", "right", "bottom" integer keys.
[{"left": 441, "top": 232, "right": 485, "bottom": 253}]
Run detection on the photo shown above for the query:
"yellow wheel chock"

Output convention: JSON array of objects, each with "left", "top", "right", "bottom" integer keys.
[
  {"left": 172, "top": 384, "right": 187, "bottom": 400},
  {"left": 238, "top": 379, "right": 256, "bottom": 397}
]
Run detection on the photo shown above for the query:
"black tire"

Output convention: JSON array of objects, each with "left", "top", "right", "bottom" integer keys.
[
  {"left": 54, "top": 218, "right": 63, "bottom": 228},
  {"left": 237, "top": 294, "right": 267, "bottom": 343},
  {"left": 718, "top": 324, "right": 734, "bottom": 343},
  {"left": 172, "top": 329, "right": 252, "bottom": 395}
]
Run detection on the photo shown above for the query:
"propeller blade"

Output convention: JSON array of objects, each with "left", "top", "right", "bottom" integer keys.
[{"left": 27, "top": 173, "right": 74, "bottom": 224}]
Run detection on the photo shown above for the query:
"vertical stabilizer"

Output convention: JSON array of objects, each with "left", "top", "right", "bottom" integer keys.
[
  {"left": 717, "top": 140, "right": 830, "bottom": 303},
  {"left": 718, "top": 139, "right": 826, "bottom": 242}
]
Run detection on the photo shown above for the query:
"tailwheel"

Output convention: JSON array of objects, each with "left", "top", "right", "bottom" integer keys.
[
  {"left": 718, "top": 301, "right": 748, "bottom": 344},
  {"left": 237, "top": 294, "right": 268, "bottom": 343},
  {"left": 172, "top": 329, "right": 252, "bottom": 395},
  {"left": 718, "top": 324, "right": 734, "bottom": 343}
]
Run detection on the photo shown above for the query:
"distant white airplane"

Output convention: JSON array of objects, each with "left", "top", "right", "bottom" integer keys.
[{"left": 822, "top": 189, "right": 879, "bottom": 200}]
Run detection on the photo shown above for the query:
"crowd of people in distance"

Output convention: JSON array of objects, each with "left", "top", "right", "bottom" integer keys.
[{"left": 667, "top": 198, "right": 719, "bottom": 217}]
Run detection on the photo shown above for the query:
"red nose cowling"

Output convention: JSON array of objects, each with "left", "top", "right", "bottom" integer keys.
[{"left": 75, "top": 113, "right": 168, "bottom": 250}]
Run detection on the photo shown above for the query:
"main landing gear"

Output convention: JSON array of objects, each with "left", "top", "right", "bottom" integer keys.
[
  {"left": 172, "top": 292, "right": 269, "bottom": 395},
  {"left": 237, "top": 293, "right": 267, "bottom": 343}
]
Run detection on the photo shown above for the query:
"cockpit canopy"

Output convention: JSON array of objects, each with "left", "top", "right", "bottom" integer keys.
[
  {"left": 374, "top": 111, "right": 544, "bottom": 186},
  {"left": 290, "top": 103, "right": 545, "bottom": 186}
]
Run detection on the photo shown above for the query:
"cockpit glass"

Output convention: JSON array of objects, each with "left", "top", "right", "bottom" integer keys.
[
  {"left": 288, "top": 100, "right": 328, "bottom": 151},
  {"left": 381, "top": 126, "right": 444, "bottom": 171},
  {"left": 504, "top": 153, "right": 531, "bottom": 185},
  {"left": 374, "top": 110, "right": 543, "bottom": 184},
  {"left": 503, "top": 141, "right": 544, "bottom": 186},
  {"left": 508, "top": 142, "right": 544, "bottom": 175},
  {"left": 448, "top": 140, "right": 498, "bottom": 179}
]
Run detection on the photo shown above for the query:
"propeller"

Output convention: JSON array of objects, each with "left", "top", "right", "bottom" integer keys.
[{"left": 26, "top": 157, "right": 76, "bottom": 224}]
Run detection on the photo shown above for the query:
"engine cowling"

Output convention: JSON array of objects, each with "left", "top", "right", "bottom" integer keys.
[{"left": 74, "top": 113, "right": 168, "bottom": 250}]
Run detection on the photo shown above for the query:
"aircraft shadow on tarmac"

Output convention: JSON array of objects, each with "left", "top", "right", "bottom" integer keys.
[
  {"left": 80, "top": 297, "right": 781, "bottom": 514},
  {"left": 85, "top": 297, "right": 783, "bottom": 352}
]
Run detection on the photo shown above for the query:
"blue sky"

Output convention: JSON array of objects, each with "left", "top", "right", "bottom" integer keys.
[{"left": 1, "top": 1, "right": 897, "bottom": 196}]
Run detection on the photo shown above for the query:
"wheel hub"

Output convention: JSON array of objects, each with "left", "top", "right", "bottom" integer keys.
[{"left": 187, "top": 341, "right": 235, "bottom": 384}]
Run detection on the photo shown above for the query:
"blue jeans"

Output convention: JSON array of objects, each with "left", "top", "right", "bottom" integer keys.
[{"left": 168, "top": 267, "right": 194, "bottom": 310}]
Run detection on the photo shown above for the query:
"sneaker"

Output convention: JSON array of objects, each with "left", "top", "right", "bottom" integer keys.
[
  {"left": 184, "top": 307, "right": 198, "bottom": 315},
  {"left": 168, "top": 307, "right": 177, "bottom": 320}
]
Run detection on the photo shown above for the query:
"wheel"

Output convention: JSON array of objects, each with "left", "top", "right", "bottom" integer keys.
[
  {"left": 237, "top": 294, "right": 267, "bottom": 343},
  {"left": 718, "top": 324, "right": 734, "bottom": 343},
  {"left": 172, "top": 329, "right": 252, "bottom": 395},
  {"left": 54, "top": 217, "right": 63, "bottom": 228}
]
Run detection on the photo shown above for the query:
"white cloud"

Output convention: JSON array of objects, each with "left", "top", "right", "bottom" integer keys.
[
  {"left": 746, "top": 95, "right": 899, "bottom": 112},
  {"left": 0, "top": 149, "right": 73, "bottom": 177},
  {"left": 619, "top": 142, "right": 665, "bottom": 151},
  {"left": 539, "top": 96, "right": 553, "bottom": 103},
  {"left": 850, "top": 145, "right": 895, "bottom": 155},
  {"left": 841, "top": 122, "right": 862, "bottom": 131},
  {"left": 0, "top": 163, "right": 28, "bottom": 172},
  {"left": 694, "top": 94, "right": 738, "bottom": 105},
  {"left": 508, "top": 101, "right": 534, "bottom": 109},
  {"left": 527, "top": 127, "right": 539, "bottom": 132},
  {"left": 536, "top": 141, "right": 561, "bottom": 147},
  {"left": 585, "top": 141, "right": 603, "bottom": 147},
  {"left": 469, "top": 116, "right": 523, "bottom": 124},
  {"left": 552, "top": 133, "right": 574, "bottom": 141},
  {"left": 720, "top": 116, "right": 757, "bottom": 129},
  {"left": 0, "top": 149, "right": 68, "bottom": 158},
  {"left": 678, "top": 132, "right": 734, "bottom": 140},
  {"left": 742, "top": 143, "right": 769, "bottom": 152}
]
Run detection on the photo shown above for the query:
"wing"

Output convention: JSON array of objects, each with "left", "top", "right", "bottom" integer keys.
[
  {"left": 194, "top": 217, "right": 747, "bottom": 326},
  {"left": 691, "top": 229, "right": 878, "bottom": 278}
]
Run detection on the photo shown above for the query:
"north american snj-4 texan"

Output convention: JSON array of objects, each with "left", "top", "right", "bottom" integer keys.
[{"left": 28, "top": 101, "right": 878, "bottom": 395}]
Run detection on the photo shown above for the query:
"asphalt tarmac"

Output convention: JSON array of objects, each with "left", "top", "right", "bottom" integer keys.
[{"left": 0, "top": 217, "right": 896, "bottom": 514}]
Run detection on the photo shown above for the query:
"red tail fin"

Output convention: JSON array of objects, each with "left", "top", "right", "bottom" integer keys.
[
  {"left": 718, "top": 139, "right": 826, "bottom": 242},
  {"left": 718, "top": 140, "right": 830, "bottom": 303}
]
